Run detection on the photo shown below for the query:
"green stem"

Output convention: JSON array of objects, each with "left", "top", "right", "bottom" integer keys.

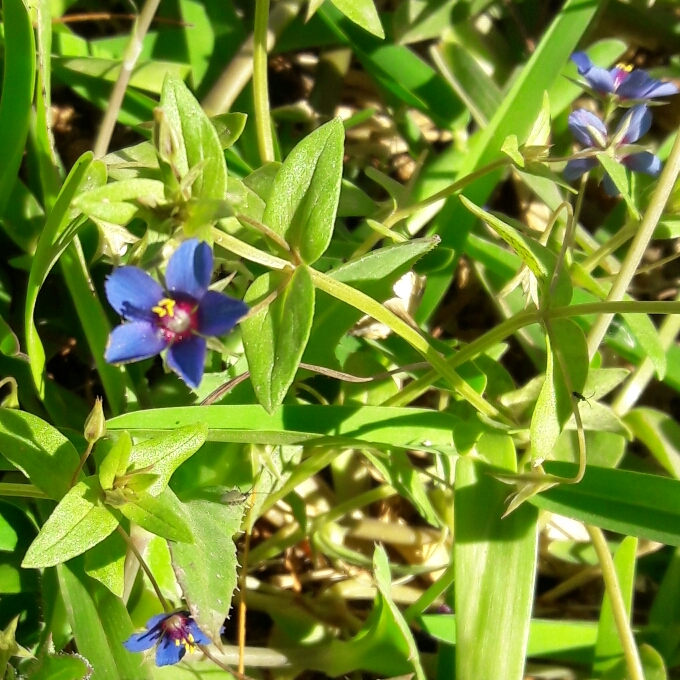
[
  {"left": 93, "top": 0, "right": 161, "bottom": 157},
  {"left": 253, "top": 0, "right": 275, "bottom": 163},
  {"left": 384, "top": 300, "right": 680, "bottom": 408},
  {"left": 0, "top": 483, "right": 48, "bottom": 499},
  {"left": 586, "top": 126, "right": 680, "bottom": 359},
  {"left": 586, "top": 525, "right": 645, "bottom": 680},
  {"left": 579, "top": 222, "right": 637, "bottom": 274},
  {"left": 309, "top": 268, "right": 505, "bottom": 421},
  {"left": 403, "top": 559, "right": 455, "bottom": 624}
]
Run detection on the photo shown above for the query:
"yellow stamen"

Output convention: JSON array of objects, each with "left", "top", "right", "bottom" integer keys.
[
  {"left": 175, "top": 639, "right": 180, "bottom": 646},
  {"left": 188, "top": 633, "right": 194, "bottom": 643},
  {"left": 616, "top": 62, "right": 633, "bottom": 73},
  {"left": 152, "top": 298, "right": 176, "bottom": 318}
]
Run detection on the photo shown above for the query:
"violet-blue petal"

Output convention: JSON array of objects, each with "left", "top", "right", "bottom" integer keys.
[
  {"left": 618, "top": 70, "right": 679, "bottom": 99},
  {"left": 571, "top": 52, "right": 616, "bottom": 93},
  {"left": 564, "top": 157, "right": 597, "bottom": 182},
  {"left": 646, "top": 80, "right": 679, "bottom": 98},
  {"left": 602, "top": 173, "right": 620, "bottom": 197},
  {"left": 196, "top": 291, "right": 248, "bottom": 337},
  {"left": 568, "top": 109, "right": 607, "bottom": 147},
  {"left": 123, "top": 628, "right": 162, "bottom": 653},
  {"left": 105, "top": 322, "right": 167, "bottom": 364},
  {"left": 145, "top": 613, "right": 171, "bottom": 630},
  {"left": 105, "top": 267, "right": 164, "bottom": 321},
  {"left": 617, "top": 104, "right": 651, "bottom": 144},
  {"left": 187, "top": 620, "right": 211, "bottom": 646},
  {"left": 165, "top": 239, "right": 213, "bottom": 301},
  {"left": 155, "top": 636, "right": 185, "bottom": 666},
  {"left": 166, "top": 335, "right": 207, "bottom": 389},
  {"left": 624, "top": 151, "right": 661, "bottom": 176}
]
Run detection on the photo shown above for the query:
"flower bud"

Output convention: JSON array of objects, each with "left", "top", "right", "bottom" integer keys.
[{"left": 84, "top": 397, "right": 106, "bottom": 444}]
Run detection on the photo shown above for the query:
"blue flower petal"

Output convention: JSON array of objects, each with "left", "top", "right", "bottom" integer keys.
[
  {"left": 571, "top": 52, "right": 616, "bottom": 93},
  {"left": 105, "top": 322, "right": 167, "bottom": 364},
  {"left": 196, "top": 291, "right": 248, "bottom": 337},
  {"left": 145, "top": 613, "right": 171, "bottom": 630},
  {"left": 564, "top": 157, "right": 597, "bottom": 182},
  {"left": 124, "top": 628, "right": 162, "bottom": 653},
  {"left": 155, "top": 636, "right": 185, "bottom": 667},
  {"left": 616, "top": 105, "right": 651, "bottom": 144},
  {"left": 601, "top": 173, "right": 620, "bottom": 197},
  {"left": 166, "top": 335, "right": 207, "bottom": 388},
  {"left": 624, "top": 151, "right": 661, "bottom": 177},
  {"left": 568, "top": 109, "right": 607, "bottom": 147},
  {"left": 165, "top": 239, "right": 213, "bottom": 301},
  {"left": 646, "top": 80, "right": 679, "bottom": 98},
  {"left": 105, "top": 267, "right": 164, "bottom": 321},
  {"left": 187, "top": 620, "right": 211, "bottom": 646}
]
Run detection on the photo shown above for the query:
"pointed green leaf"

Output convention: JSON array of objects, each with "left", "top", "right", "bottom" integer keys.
[
  {"left": 99, "top": 432, "right": 133, "bottom": 491},
  {"left": 127, "top": 423, "right": 208, "bottom": 496},
  {"left": 119, "top": 489, "right": 192, "bottom": 543},
  {"left": 330, "top": 0, "right": 384, "bottom": 38},
  {"left": 455, "top": 456, "right": 538, "bottom": 680},
  {"left": 263, "top": 118, "right": 344, "bottom": 263},
  {"left": 161, "top": 73, "right": 228, "bottom": 201},
  {"left": 23, "top": 477, "right": 120, "bottom": 568},
  {"left": 0, "top": 408, "right": 80, "bottom": 500},
  {"left": 85, "top": 530, "right": 127, "bottom": 597},
  {"left": 170, "top": 498, "right": 245, "bottom": 641},
  {"left": 242, "top": 266, "right": 315, "bottom": 413}
]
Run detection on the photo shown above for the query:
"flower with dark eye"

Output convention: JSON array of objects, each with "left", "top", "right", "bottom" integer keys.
[
  {"left": 564, "top": 105, "right": 661, "bottom": 196},
  {"left": 571, "top": 52, "right": 678, "bottom": 101},
  {"left": 123, "top": 611, "right": 211, "bottom": 666},
  {"left": 104, "top": 239, "right": 248, "bottom": 388}
]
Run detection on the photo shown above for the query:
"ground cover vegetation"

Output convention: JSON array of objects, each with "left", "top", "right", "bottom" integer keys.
[{"left": 1, "top": 0, "right": 680, "bottom": 678}]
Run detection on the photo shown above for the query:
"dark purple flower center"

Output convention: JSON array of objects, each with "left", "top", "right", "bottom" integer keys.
[
  {"left": 161, "top": 613, "right": 197, "bottom": 651},
  {"left": 152, "top": 297, "right": 198, "bottom": 343}
]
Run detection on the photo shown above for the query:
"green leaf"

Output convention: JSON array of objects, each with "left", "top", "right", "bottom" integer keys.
[
  {"left": 119, "top": 489, "right": 192, "bottom": 543},
  {"left": 108, "top": 404, "right": 458, "bottom": 451},
  {"left": 161, "top": 73, "right": 228, "bottom": 202},
  {"left": 263, "top": 118, "right": 344, "bottom": 263},
  {"left": 624, "top": 408, "right": 680, "bottom": 479},
  {"left": 0, "top": 0, "right": 35, "bottom": 221},
  {"left": 0, "top": 408, "right": 80, "bottom": 500},
  {"left": 330, "top": 0, "right": 384, "bottom": 38},
  {"left": 170, "top": 498, "right": 245, "bottom": 640},
  {"left": 460, "top": 196, "right": 572, "bottom": 307},
  {"left": 531, "top": 319, "right": 588, "bottom": 463},
  {"left": 242, "top": 266, "right": 315, "bottom": 413},
  {"left": 596, "top": 152, "right": 640, "bottom": 219},
  {"left": 593, "top": 536, "right": 637, "bottom": 676},
  {"left": 532, "top": 462, "right": 680, "bottom": 546},
  {"left": 99, "top": 432, "right": 133, "bottom": 491},
  {"left": 127, "top": 423, "right": 208, "bottom": 497},
  {"left": 84, "top": 530, "right": 127, "bottom": 598},
  {"left": 304, "top": 237, "right": 439, "bottom": 368},
  {"left": 622, "top": 312, "right": 667, "bottom": 380},
  {"left": 74, "top": 178, "right": 166, "bottom": 225},
  {"left": 57, "top": 558, "right": 150, "bottom": 680},
  {"left": 22, "top": 477, "right": 120, "bottom": 568},
  {"left": 25, "top": 153, "right": 96, "bottom": 397},
  {"left": 28, "top": 654, "right": 90, "bottom": 680},
  {"left": 212, "top": 112, "right": 248, "bottom": 150},
  {"left": 455, "top": 455, "right": 538, "bottom": 680}
]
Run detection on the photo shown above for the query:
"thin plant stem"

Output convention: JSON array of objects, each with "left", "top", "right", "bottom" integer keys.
[
  {"left": 238, "top": 493, "right": 256, "bottom": 675},
  {"left": 253, "top": 0, "right": 275, "bottom": 163},
  {"left": 70, "top": 442, "right": 94, "bottom": 487},
  {"left": 93, "top": 0, "right": 161, "bottom": 157},
  {"left": 403, "top": 559, "right": 455, "bottom": 624},
  {"left": 116, "top": 525, "right": 171, "bottom": 613},
  {"left": 202, "top": 0, "right": 305, "bottom": 116},
  {"left": 586, "top": 127, "right": 680, "bottom": 359},
  {"left": 384, "top": 300, "right": 680, "bottom": 408},
  {"left": 586, "top": 525, "right": 645, "bottom": 680}
]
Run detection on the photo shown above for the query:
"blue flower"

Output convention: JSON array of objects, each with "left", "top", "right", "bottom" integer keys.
[
  {"left": 571, "top": 52, "right": 678, "bottom": 100},
  {"left": 124, "top": 611, "right": 211, "bottom": 666},
  {"left": 104, "top": 239, "right": 248, "bottom": 388},
  {"left": 564, "top": 105, "right": 661, "bottom": 196}
]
